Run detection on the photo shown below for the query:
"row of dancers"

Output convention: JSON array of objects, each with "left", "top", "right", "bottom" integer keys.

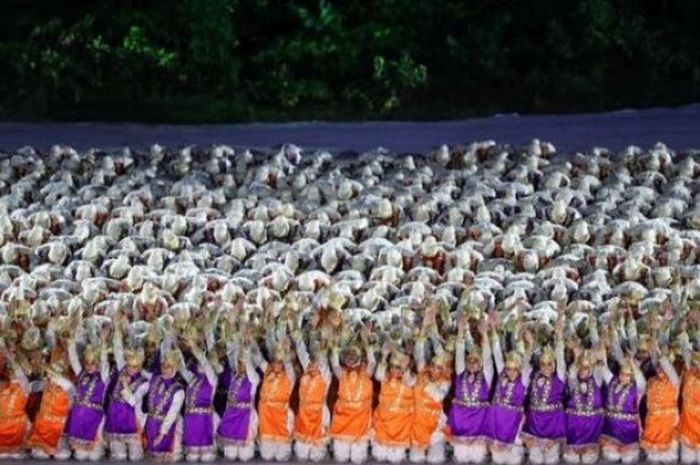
[{"left": 1, "top": 297, "right": 700, "bottom": 464}]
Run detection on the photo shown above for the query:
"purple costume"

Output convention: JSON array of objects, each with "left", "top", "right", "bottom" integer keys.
[
  {"left": 105, "top": 369, "right": 148, "bottom": 442},
  {"left": 602, "top": 378, "right": 640, "bottom": 447},
  {"left": 522, "top": 372, "right": 566, "bottom": 446},
  {"left": 448, "top": 371, "right": 490, "bottom": 444},
  {"left": 65, "top": 371, "right": 107, "bottom": 449},
  {"left": 565, "top": 375, "right": 604, "bottom": 453},
  {"left": 144, "top": 376, "right": 183, "bottom": 459},
  {"left": 183, "top": 373, "right": 216, "bottom": 454},
  {"left": 487, "top": 374, "right": 526, "bottom": 447},
  {"left": 217, "top": 373, "right": 254, "bottom": 445}
]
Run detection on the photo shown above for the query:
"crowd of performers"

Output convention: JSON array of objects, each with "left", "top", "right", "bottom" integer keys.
[{"left": 2, "top": 295, "right": 700, "bottom": 465}]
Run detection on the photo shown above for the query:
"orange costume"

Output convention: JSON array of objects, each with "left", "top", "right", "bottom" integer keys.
[
  {"left": 258, "top": 367, "right": 293, "bottom": 444},
  {"left": 330, "top": 368, "right": 374, "bottom": 442},
  {"left": 411, "top": 371, "right": 447, "bottom": 450},
  {"left": 679, "top": 368, "right": 700, "bottom": 448},
  {"left": 0, "top": 381, "right": 29, "bottom": 454},
  {"left": 27, "top": 381, "right": 71, "bottom": 454},
  {"left": 373, "top": 374, "right": 415, "bottom": 448},
  {"left": 294, "top": 369, "right": 330, "bottom": 445},
  {"left": 642, "top": 371, "right": 679, "bottom": 451}
]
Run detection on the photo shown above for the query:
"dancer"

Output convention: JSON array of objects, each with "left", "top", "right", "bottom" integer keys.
[
  {"left": 105, "top": 319, "right": 150, "bottom": 461},
  {"left": 521, "top": 306, "right": 567, "bottom": 464},
  {"left": 563, "top": 348, "right": 605, "bottom": 464},
  {"left": 65, "top": 337, "right": 110, "bottom": 461},
  {"left": 292, "top": 331, "right": 332, "bottom": 462},
  {"left": 217, "top": 334, "right": 259, "bottom": 462},
  {"left": 329, "top": 332, "right": 375, "bottom": 464},
  {"left": 0, "top": 350, "right": 30, "bottom": 459},
  {"left": 641, "top": 338, "right": 680, "bottom": 463},
  {"left": 143, "top": 348, "right": 185, "bottom": 462},
  {"left": 372, "top": 345, "right": 415, "bottom": 463},
  {"left": 448, "top": 314, "right": 492, "bottom": 464}
]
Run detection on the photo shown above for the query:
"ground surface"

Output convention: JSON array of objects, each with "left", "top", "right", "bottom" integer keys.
[{"left": 1, "top": 104, "right": 699, "bottom": 153}]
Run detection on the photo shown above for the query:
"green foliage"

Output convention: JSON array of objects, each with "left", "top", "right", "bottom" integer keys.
[{"left": 1, "top": 0, "right": 699, "bottom": 121}]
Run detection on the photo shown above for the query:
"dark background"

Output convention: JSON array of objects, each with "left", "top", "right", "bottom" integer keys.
[{"left": 2, "top": 0, "right": 699, "bottom": 123}]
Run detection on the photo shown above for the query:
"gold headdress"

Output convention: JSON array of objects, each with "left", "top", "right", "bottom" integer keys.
[
  {"left": 539, "top": 345, "right": 555, "bottom": 366},
  {"left": 467, "top": 346, "right": 482, "bottom": 364},
  {"left": 576, "top": 350, "right": 593, "bottom": 370},
  {"left": 389, "top": 350, "right": 404, "bottom": 369},
  {"left": 84, "top": 344, "right": 101, "bottom": 365},
  {"left": 505, "top": 351, "right": 521, "bottom": 371},
  {"left": 125, "top": 348, "right": 145, "bottom": 368},
  {"left": 619, "top": 360, "right": 633, "bottom": 376}
]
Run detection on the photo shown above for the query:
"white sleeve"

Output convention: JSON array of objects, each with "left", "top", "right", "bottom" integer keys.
[
  {"left": 415, "top": 338, "right": 426, "bottom": 372},
  {"left": 455, "top": 337, "right": 465, "bottom": 376},
  {"left": 520, "top": 350, "right": 533, "bottom": 388},
  {"left": 51, "top": 375, "right": 75, "bottom": 396},
  {"left": 555, "top": 337, "right": 566, "bottom": 381},
  {"left": 284, "top": 359, "right": 296, "bottom": 386},
  {"left": 68, "top": 340, "right": 82, "bottom": 376},
  {"left": 100, "top": 346, "right": 110, "bottom": 384},
  {"left": 245, "top": 355, "right": 261, "bottom": 388},
  {"left": 375, "top": 361, "right": 387, "bottom": 382},
  {"left": 660, "top": 356, "right": 680, "bottom": 390},
  {"left": 194, "top": 350, "right": 217, "bottom": 387},
  {"left": 295, "top": 337, "right": 310, "bottom": 372},
  {"left": 634, "top": 364, "right": 647, "bottom": 399},
  {"left": 482, "top": 336, "right": 494, "bottom": 388},
  {"left": 159, "top": 389, "right": 184, "bottom": 436},
  {"left": 366, "top": 347, "right": 377, "bottom": 377},
  {"left": 114, "top": 329, "right": 126, "bottom": 371},
  {"left": 492, "top": 333, "right": 504, "bottom": 374},
  {"left": 331, "top": 348, "right": 342, "bottom": 379},
  {"left": 125, "top": 380, "right": 150, "bottom": 407}
]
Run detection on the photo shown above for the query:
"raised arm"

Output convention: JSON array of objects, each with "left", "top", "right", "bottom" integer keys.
[
  {"left": 193, "top": 348, "right": 217, "bottom": 387},
  {"left": 114, "top": 321, "right": 126, "bottom": 371},
  {"left": 414, "top": 335, "right": 427, "bottom": 373},
  {"left": 100, "top": 344, "right": 110, "bottom": 383},
  {"left": 660, "top": 355, "right": 680, "bottom": 391},
  {"left": 455, "top": 315, "right": 467, "bottom": 376},
  {"left": 294, "top": 333, "right": 311, "bottom": 372},
  {"left": 481, "top": 325, "right": 494, "bottom": 386},
  {"left": 632, "top": 358, "right": 646, "bottom": 400},
  {"left": 67, "top": 338, "right": 82, "bottom": 376},
  {"left": 330, "top": 346, "right": 343, "bottom": 379},
  {"left": 492, "top": 330, "right": 504, "bottom": 374}
]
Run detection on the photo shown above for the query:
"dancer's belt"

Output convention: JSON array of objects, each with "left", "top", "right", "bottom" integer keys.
[
  {"left": 606, "top": 411, "right": 637, "bottom": 421},
  {"left": 454, "top": 399, "right": 489, "bottom": 408},
  {"left": 530, "top": 403, "right": 563, "bottom": 413},
  {"left": 566, "top": 408, "right": 604, "bottom": 417},
  {"left": 186, "top": 407, "right": 213, "bottom": 415}
]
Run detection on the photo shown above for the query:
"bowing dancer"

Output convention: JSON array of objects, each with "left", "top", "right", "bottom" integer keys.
[
  {"left": 292, "top": 330, "right": 332, "bottom": 462},
  {"left": 27, "top": 358, "right": 74, "bottom": 459},
  {"left": 641, "top": 337, "right": 680, "bottom": 463},
  {"left": 255, "top": 337, "right": 296, "bottom": 461},
  {"left": 178, "top": 327, "right": 220, "bottom": 462},
  {"left": 0, "top": 350, "right": 31, "bottom": 459},
  {"left": 217, "top": 332, "right": 259, "bottom": 462},
  {"left": 329, "top": 332, "right": 376, "bottom": 464},
  {"left": 563, "top": 348, "right": 605, "bottom": 464},
  {"left": 410, "top": 307, "right": 452, "bottom": 464},
  {"left": 105, "top": 318, "right": 150, "bottom": 461},
  {"left": 448, "top": 313, "right": 493, "bottom": 464},
  {"left": 143, "top": 348, "right": 185, "bottom": 462},
  {"left": 372, "top": 344, "right": 416, "bottom": 463},
  {"left": 65, "top": 335, "right": 110, "bottom": 460},
  {"left": 599, "top": 352, "right": 646, "bottom": 463},
  {"left": 521, "top": 304, "right": 567, "bottom": 464},
  {"left": 487, "top": 323, "right": 534, "bottom": 465}
]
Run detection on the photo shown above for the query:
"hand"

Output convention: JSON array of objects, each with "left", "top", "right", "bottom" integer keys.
[
  {"left": 121, "top": 387, "right": 132, "bottom": 399},
  {"left": 523, "top": 329, "right": 534, "bottom": 346},
  {"left": 457, "top": 315, "right": 467, "bottom": 334},
  {"left": 478, "top": 317, "right": 488, "bottom": 335}
]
